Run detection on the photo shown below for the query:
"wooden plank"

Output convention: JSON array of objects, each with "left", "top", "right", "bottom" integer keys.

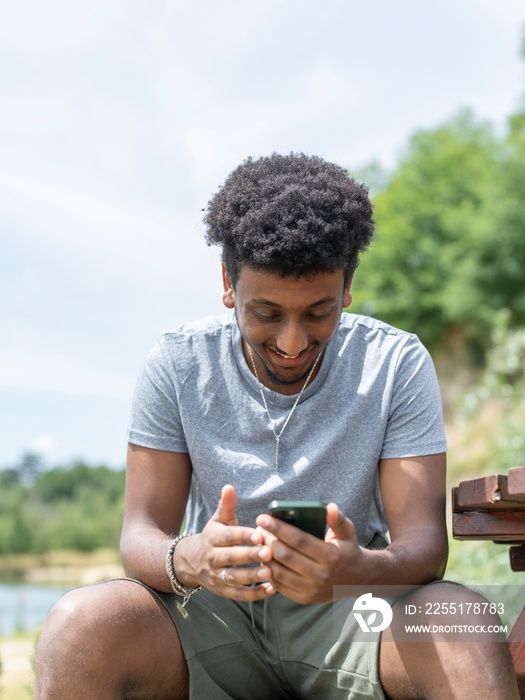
[
  {"left": 453, "top": 511, "right": 525, "bottom": 541},
  {"left": 493, "top": 540, "right": 525, "bottom": 546},
  {"left": 456, "top": 473, "right": 507, "bottom": 507},
  {"left": 508, "top": 467, "right": 525, "bottom": 501},
  {"left": 510, "top": 546, "right": 525, "bottom": 572},
  {"left": 452, "top": 481, "right": 525, "bottom": 512}
]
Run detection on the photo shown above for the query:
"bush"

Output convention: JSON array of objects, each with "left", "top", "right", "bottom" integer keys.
[{"left": 0, "top": 462, "right": 125, "bottom": 554}]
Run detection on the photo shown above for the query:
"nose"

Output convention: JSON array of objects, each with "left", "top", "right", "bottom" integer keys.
[{"left": 275, "top": 322, "right": 308, "bottom": 357}]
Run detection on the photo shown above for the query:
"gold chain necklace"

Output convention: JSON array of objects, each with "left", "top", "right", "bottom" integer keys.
[{"left": 247, "top": 345, "right": 321, "bottom": 468}]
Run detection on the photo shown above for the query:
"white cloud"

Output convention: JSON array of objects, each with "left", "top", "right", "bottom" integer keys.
[
  {"left": 0, "top": 164, "right": 216, "bottom": 292},
  {"left": 0, "top": 167, "right": 176, "bottom": 245},
  {"left": 30, "top": 433, "right": 58, "bottom": 455},
  {"left": 181, "top": 59, "right": 365, "bottom": 188},
  {"left": 0, "top": 0, "right": 114, "bottom": 53},
  {"left": 475, "top": 0, "right": 525, "bottom": 21},
  {"left": 0, "top": 359, "right": 135, "bottom": 400}
]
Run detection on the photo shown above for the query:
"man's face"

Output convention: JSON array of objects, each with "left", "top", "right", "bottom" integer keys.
[{"left": 222, "top": 265, "right": 353, "bottom": 395}]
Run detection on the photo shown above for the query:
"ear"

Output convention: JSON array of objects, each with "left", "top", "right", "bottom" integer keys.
[
  {"left": 342, "top": 272, "right": 354, "bottom": 309},
  {"left": 222, "top": 263, "right": 235, "bottom": 309}
]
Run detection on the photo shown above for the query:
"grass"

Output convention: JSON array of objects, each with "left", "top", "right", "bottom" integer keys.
[{"left": 0, "top": 630, "right": 37, "bottom": 700}]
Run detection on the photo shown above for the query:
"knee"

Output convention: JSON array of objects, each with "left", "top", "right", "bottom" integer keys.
[
  {"left": 419, "top": 580, "right": 505, "bottom": 624},
  {"left": 36, "top": 585, "right": 108, "bottom": 663},
  {"left": 393, "top": 580, "right": 507, "bottom": 642},
  {"left": 34, "top": 580, "right": 188, "bottom": 699},
  {"left": 37, "top": 580, "right": 148, "bottom": 659},
  {"left": 402, "top": 579, "right": 492, "bottom": 609},
  {"left": 382, "top": 582, "right": 519, "bottom": 698}
]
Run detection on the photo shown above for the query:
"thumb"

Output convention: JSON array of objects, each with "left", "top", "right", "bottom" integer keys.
[
  {"left": 325, "top": 502, "right": 356, "bottom": 542},
  {"left": 211, "top": 484, "right": 239, "bottom": 526}
]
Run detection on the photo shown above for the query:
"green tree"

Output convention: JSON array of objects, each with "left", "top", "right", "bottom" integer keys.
[
  {"left": 351, "top": 109, "right": 524, "bottom": 353},
  {"left": 474, "top": 111, "right": 525, "bottom": 322},
  {"left": 33, "top": 462, "right": 124, "bottom": 503},
  {"left": 0, "top": 461, "right": 125, "bottom": 555}
]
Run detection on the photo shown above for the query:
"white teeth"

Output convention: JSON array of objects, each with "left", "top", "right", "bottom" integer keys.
[{"left": 274, "top": 349, "right": 302, "bottom": 359}]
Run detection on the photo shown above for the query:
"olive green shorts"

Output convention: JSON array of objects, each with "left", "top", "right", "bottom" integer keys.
[{"left": 128, "top": 580, "right": 385, "bottom": 700}]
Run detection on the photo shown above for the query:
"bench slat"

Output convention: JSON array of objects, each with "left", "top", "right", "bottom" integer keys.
[
  {"left": 453, "top": 511, "right": 525, "bottom": 540},
  {"left": 454, "top": 477, "right": 525, "bottom": 511},
  {"left": 508, "top": 467, "right": 525, "bottom": 501}
]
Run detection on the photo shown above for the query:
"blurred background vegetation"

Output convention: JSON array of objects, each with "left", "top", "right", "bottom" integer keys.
[
  {"left": 352, "top": 108, "right": 525, "bottom": 357},
  {"left": 347, "top": 38, "right": 525, "bottom": 583},
  {"left": 0, "top": 458, "right": 124, "bottom": 556},
  {"left": 348, "top": 40, "right": 525, "bottom": 582}
]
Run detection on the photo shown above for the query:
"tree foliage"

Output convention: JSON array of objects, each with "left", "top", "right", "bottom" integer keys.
[
  {"left": 0, "top": 461, "right": 125, "bottom": 555},
  {"left": 351, "top": 108, "right": 525, "bottom": 354},
  {"left": 456, "top": 309, "right": 525, "bottom": 469}
]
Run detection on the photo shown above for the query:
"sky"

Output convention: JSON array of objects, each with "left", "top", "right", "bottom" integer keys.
[{"left": 1, "top": 0, "right": 525, "bottom": 470}]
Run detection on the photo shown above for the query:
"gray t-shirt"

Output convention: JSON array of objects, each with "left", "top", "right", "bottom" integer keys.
[{"left": 128, "top": 312, "right": 447, "bottom": 546}]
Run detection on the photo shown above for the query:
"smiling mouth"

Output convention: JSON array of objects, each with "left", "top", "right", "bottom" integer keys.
[
  {"left": 269, "top": 345, "right": 315, "bottom": 363},
  {"left": 258, "top": 346, "right": 322, "bottom": 387},
  {"left": 272, "top": 348, "right": 306, "bottom": 359}
]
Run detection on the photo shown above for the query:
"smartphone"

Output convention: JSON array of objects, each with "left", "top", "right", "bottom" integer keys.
[{"left": 268, "top": 500, "right": 327, "bottom": 539}]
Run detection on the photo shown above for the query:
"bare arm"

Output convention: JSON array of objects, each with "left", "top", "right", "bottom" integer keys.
[
  {"left": 374, "top": 452, "right": 448, "bottom": 585},
  {"left": 120, "top": 444, "right": 193, "bottom": 591},
  {"left": 120, "top": 444, "right": 275, "bottom": 599}
]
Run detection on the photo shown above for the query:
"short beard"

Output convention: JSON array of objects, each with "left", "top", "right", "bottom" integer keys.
[{"left": 259, "top": 352, "right": 319, "bottom": 387}]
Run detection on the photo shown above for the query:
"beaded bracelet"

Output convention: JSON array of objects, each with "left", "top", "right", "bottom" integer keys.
[{"left": 165, "top": 534, "right": 202, "bottom": 608}]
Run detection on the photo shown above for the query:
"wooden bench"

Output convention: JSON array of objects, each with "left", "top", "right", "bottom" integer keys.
[{"left": 452, "top": 466, "right": 525, "bottom": 698}]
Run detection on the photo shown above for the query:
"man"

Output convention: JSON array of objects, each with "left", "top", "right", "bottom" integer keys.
[{"left": 34, "top": 153, "right": 519, "bottom": 699}]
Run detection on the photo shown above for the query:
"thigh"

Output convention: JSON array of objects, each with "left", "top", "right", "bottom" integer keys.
[
  {"left": 379, "top": 581, "right": 518, "bottom": 700},
  {"left": 34, "top": 578, "right": 187, "bottom": 700},
  {"left": 259, "top": 594, "right": 385, "bottom": 700},
  {"left": 140, "top": 582, "right": 294, "bottom": 700},
  {"left": 156, "top": 589, "right": 385, "bottom": 700}
]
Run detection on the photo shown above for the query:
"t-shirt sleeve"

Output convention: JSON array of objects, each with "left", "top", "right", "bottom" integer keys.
[
  {"left": 379, "top": 336, "right": 447, "bottom": 460},
  {"left": 127, "top": 340, "right": 189, "bottom": 453}
]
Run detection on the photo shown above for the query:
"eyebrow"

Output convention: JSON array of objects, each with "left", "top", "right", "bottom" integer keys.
[{"left": 250, "top": 296, "right": 337, "bottom": 308}]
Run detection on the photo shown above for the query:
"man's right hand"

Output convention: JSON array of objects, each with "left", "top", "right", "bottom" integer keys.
[{"left": 176, "top": 484, "right": 275, "bottom": 600}]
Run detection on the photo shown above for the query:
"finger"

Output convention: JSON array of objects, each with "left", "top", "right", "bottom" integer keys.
[
  {"left": 219, "top": 564, "right": 272, "bottom": 588},
  {"left": 266, "top": 538, "right": 327, "bottom": 581},
  {"left": 325, "top": 503, "right": 356, "bottom": 541},
  {"left": 265, "top": 559, "right": 320, "bottom": 599},
  {"left": 208, "top": 543, "right": 273, "bottom": 568},
  {"left": 206, "top": 517, "right": 270, "bottom": 549},
  {"left": 255, "top": 525, "right": 278, "bottom": 548},
  {"left": 256, "top": 515, "right": 325, "bottom": 556},
  {"left": 214, "top": 565, "right": 276, "bottom": 601},
  {"left": 211, "top": 484, "right": 238, "bottom": 526},
  {"left": 256, "top": 518, "right": 338, "bottom": 576}
]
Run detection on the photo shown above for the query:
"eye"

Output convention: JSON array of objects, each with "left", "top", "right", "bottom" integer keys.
[
  {"left": 254, "top": 311, "right": 280, "bottom": 321},
  {"left": 307, "top": 312, "right": 330, "bottom": 320}
]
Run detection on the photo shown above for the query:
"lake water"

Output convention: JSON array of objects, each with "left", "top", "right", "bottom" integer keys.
[{"left": 0, "top": 583, "right": 70, "bottom": 636}]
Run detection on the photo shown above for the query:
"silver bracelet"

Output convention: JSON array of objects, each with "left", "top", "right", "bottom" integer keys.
[{"left": 165, "top": 534, "right": 202, "bottom": 608}]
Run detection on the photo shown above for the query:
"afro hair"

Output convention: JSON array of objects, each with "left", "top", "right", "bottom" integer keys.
[{"left": 204, "top": 152, "right": 374, "bottom": 286}]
